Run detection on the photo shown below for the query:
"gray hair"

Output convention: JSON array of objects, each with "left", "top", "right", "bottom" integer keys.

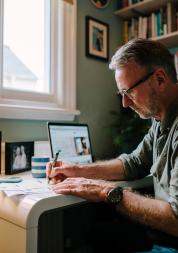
[{"left": 109, "top": 38, "right": 177, "bottom": 83}]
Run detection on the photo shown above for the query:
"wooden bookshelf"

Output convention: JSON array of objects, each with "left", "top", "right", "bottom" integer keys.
[
  {"left": 115, "top": 0, "right": 170, "bottom": 19},
  {"left": 115, "top": 0, "right": 178, "bottom": 48},
  {"left": 152, "top": 30, "right": 178, "bottom": 48}
]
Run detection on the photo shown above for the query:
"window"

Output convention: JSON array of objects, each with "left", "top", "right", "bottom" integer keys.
[
  {"left": 3, "top": 0, "right": 50, "bottom": 93},
  {"left": 0, "top": 0, "right": 79, "bottom": 120}
]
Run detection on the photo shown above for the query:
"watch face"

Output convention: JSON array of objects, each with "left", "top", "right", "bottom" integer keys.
[{"left": 107, "top": 187, "right": 123, "bottom": 204}]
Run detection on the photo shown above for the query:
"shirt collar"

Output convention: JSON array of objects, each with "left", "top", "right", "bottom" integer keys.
[{"left": 160, "top": 98, "right": 178, "bottom": 134}]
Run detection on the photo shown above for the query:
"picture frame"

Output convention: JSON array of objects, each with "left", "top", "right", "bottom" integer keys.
[
  {"left": 86, "top": 16, "right": 109, "bottom": 61},
  {"left": 90, "top": 0, "right": 111, "bottom": 9},
  {"left": 5, "top": 141, "right": 34, "bottom": 175}
]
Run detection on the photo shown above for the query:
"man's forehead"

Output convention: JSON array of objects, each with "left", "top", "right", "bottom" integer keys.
[{"left": 115, "top": 63, "right": 146, "bottom": 77}]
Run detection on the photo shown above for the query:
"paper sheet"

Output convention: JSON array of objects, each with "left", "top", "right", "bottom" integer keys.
[{"left": 0, "top": 178, "right": 53, "bottom": 197}]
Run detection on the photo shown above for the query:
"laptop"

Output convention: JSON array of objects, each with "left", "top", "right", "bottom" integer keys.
[{"left": 47, "top": 122, "right": 94, "bottom": 164}]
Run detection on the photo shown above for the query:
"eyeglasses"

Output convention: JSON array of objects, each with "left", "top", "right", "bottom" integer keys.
[{"left": 117, "top": 70, "right": 155, "bottom": 98}]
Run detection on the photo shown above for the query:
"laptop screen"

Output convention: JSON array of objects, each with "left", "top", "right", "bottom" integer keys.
[{"left": 48, "top": 122, "right": 93, "bottom": 164}]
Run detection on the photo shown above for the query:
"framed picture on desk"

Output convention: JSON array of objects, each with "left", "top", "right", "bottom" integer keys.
[{"left": 5, "top": 141, "right": 34, "bottom": 174}]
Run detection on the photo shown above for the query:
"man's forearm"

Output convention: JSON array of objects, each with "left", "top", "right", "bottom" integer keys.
[
  {"left": 117, "top": 190, "right": 178, "bottom": 237},
  {"left": 77, "top": 159, "right": 125, "bottom": 181}
]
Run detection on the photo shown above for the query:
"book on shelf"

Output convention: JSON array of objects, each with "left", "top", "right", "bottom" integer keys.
[
  {"left": 122, "top": 0, "right": 129, "bottom": 8},
  {"left": 167, "top": 2, "right": 177, "bottom": 34},
  {"left": 175, "top": 51, "right": 178, "bottom": 81},
  {"left": 121, "top": 1, "right": 178, "bottom": 43},
  {"left": 162, "top": 6, "right": 168, "bottom": 35},
  {"left": 123, "top": 20, "right": 129, "bottom": 43},
  {"left": 156, "top": 11, "right": 164, "bottom": 37},
  {"left": 119, "top": 0, "right": 144, "bottom": 8}
]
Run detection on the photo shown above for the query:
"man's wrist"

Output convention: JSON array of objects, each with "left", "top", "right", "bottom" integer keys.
[
  {"left": 99, "top": 187, "right": 114, "bottom": 202},
  {"left": 106, "top": 186, "right": 123, "bottom": 205}
]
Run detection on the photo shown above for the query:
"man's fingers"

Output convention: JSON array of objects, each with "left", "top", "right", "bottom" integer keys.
[
  {"left": 53, "top": 182, "right": 81, "bottom": 195},
  {"left": 54, "top": 173, "right": 67, "bottom": 182},
  {"left": 49, "top": 167, "right": 65, "bottom": 177},
  {"left": 46, "top": 162, "right": 65, "bottom": 177}
]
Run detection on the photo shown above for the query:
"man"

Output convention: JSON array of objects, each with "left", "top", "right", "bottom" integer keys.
[{"left": 47, "top": 39, "right": 178, "bottom": 252}]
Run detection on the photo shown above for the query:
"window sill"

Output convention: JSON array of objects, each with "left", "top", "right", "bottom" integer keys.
[{"left": 0, "top": 103, "right": 80, "bottom": 121}]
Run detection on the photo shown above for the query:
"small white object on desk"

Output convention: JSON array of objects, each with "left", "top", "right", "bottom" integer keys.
[{"left": 0, "top": 176, "right": 23, "bottom": 183}]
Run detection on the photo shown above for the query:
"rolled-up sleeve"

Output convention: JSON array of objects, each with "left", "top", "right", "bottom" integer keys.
[
  {"left": 168, "top": 125, "right": 178, "bottom": 217},
  {"left": 118, "top": 123, "right": 155, "bottom": 180},
  {"left": 169, "top": 168, "right": 178, "bottom": 217}
]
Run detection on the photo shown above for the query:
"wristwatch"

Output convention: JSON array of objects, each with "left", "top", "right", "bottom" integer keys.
[{"left": 107, "top": 186, "right": 123, "bottom": 205}]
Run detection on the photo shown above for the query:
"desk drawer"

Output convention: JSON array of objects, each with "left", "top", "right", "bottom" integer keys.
[
  {"left": 38, "top": 203, "right": 95, "bottom": 253},
  {"left": 38, "top": 207, "right": 64, "bottom": 253}
]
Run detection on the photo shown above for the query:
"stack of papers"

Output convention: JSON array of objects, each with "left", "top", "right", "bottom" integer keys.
[{"left": 0, "top": 179, "right": 53, "bottom": 197}]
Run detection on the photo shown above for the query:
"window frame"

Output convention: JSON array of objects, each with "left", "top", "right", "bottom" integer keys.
[{"left": 0, "top": 0, "right": 79, "bottom": 121}]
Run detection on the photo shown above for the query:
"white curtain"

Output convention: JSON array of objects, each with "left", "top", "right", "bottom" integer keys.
[{"left": 57, "top": 0, "right": 76, "bottom": 109}]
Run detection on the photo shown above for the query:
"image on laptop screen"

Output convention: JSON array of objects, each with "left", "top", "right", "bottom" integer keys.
[{"left": 48, "top": 122, "right": 93, "bottom": 164}]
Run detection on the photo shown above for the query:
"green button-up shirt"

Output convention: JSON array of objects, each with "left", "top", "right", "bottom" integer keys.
[{"left": 119, "top": 101, "right": 178, "bottom": 217}]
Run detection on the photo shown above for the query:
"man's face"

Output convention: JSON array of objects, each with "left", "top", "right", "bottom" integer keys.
[{"left": 115, "top": 61, "right": 161, "bottom": 120}]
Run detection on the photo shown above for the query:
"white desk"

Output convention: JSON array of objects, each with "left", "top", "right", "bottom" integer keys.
[
  {"left": 0, "top": 172, "right": 85, "bottom": 253},
  {"left": 0, "top": 172, "right": 153, "bottom": 253}
]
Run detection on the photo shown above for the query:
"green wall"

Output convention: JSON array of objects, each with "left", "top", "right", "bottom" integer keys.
[
  {"left": 76, "top": 0, "right": 121, "bottom": 159},
  {"left": 0, "top": 119, "right": 48, "bottom": 142},
  {"left": 0, "top": 0, "right": 121, "bottom": 160}
]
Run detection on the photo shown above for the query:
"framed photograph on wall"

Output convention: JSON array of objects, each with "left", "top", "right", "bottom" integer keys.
[
  {"left": 86, "top": 16, "right": 109, "bottom": 61},
  {"left": 5, "top": 142, "right": 34, "bottom": 174},
  {"left": 90, "top": 0, "right": 111, "bottom": 9}
]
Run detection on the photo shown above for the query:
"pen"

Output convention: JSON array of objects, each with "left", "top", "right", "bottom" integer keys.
[{"left": 48, "top": 150, "right": 61, "bottom": 184}]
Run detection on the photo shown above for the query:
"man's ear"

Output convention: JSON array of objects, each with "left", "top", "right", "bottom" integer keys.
[
  {"left": 155, "top": 69, "right": 166, "bottom": 88},
  {"left": 157, "top": 76, "right": 164, "bottom": 86}
]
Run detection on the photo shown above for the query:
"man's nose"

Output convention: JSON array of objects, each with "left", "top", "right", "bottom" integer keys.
[{"left": 122, "top": 94, "right": 133, "bottom": 108}]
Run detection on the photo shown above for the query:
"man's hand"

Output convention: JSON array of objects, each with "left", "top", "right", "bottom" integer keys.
[
  {"left": 46, "top": 159, "right": 125, "bottom": 182},
  {"left": 46, "top": 161, "right": 80, "bottom": 183},
  {"left": 52, "top": 177, "right": 116, "bottom": 202}
]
